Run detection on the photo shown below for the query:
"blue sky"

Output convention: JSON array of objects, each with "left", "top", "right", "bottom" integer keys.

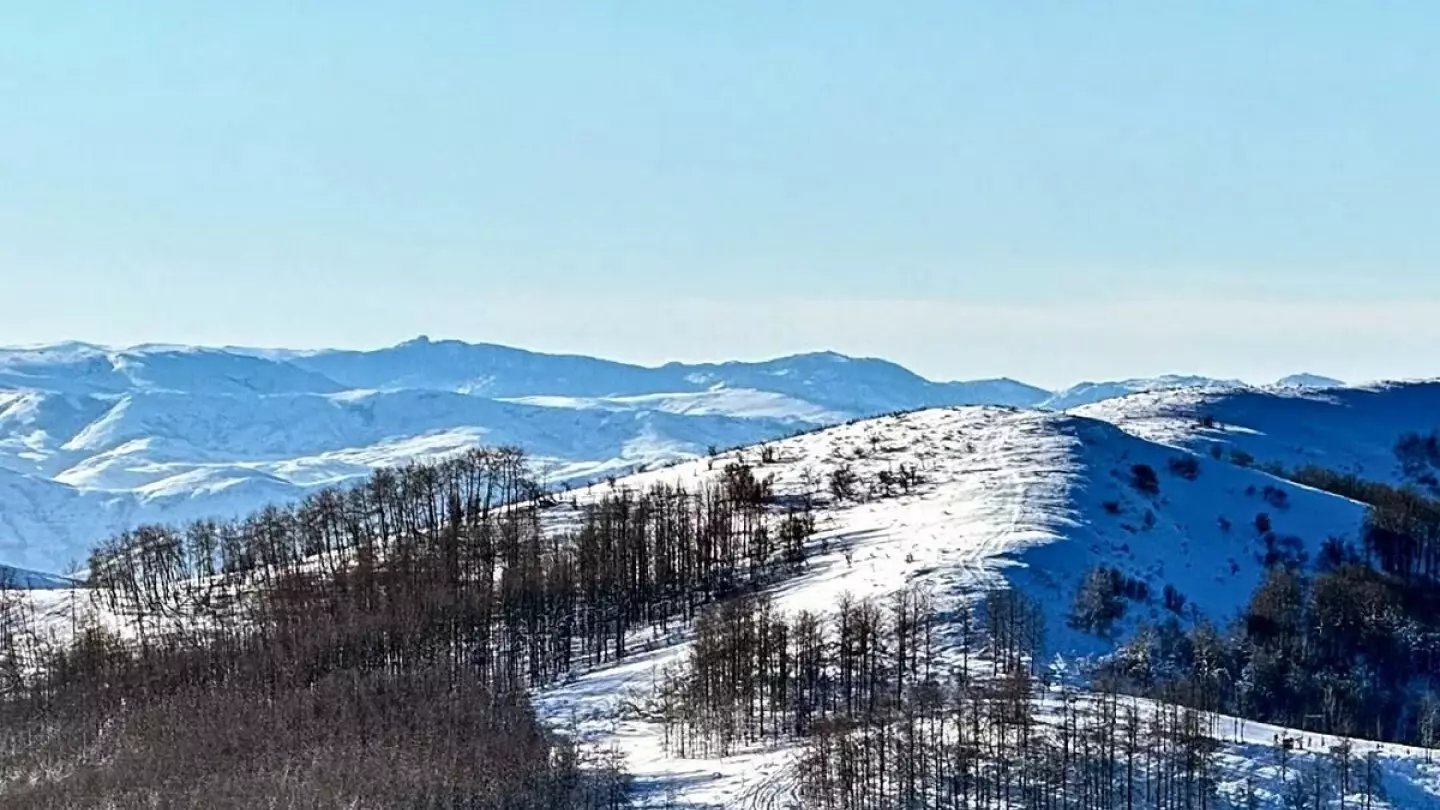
[{"left": 2, "top": 3, "right": 1437, "bottom": 387}]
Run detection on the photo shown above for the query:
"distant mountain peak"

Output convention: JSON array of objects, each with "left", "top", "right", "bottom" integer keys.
[{"left": 1275, "top": 372, "right": 1345, "bottom": 389}]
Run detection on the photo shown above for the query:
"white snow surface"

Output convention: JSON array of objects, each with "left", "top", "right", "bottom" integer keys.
[
  {"left": 1077, "top": 381, "right": 1440, "bottom": 488},
  {"left": 530, "top": 406, "right": 1436, "bottom": 808},
  {"left": 501, "top": 389, "right": 848, "bottom": 424}
]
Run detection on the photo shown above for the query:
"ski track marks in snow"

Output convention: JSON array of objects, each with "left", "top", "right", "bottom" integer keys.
[{"left": 536, "top": 407, "right": 1079, "bottom": 807}]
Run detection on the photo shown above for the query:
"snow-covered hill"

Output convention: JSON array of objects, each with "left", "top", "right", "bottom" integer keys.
[
  {"left": 542, "top": 406, "right": 1367, "bottom": 659},
  {"left": 1077, "top": 381, "right": 1440, "bottom": 488},
  {"left": 530, "top": 402, "right": 1436, "bottom": 807}
]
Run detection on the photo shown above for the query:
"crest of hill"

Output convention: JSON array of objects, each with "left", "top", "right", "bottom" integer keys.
[
  {"left": 530, "top": 403, "right": 1412, "bottom": 805},
  {"left": 547, "top": 404, "right": 1367, "bottom": 656}
]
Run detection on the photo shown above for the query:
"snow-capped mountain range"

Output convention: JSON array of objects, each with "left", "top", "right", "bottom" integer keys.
[{"left": 0, "top": 337, "right": 1354, "bottom": 575}]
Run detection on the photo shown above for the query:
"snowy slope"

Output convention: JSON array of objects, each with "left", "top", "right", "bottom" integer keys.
[
  {"left": 1043, "top": 373, "right": 1348, "bottom": 412},
  {"left": 530, "top": 406, "right": 1428, "bottom": 807},
  {"left": 501, "top": 389, "right": 848, "bottom": 424},
  {"left": 1076, "top": 381, "right": 1440, "bottom": 488},
  {"left": 538, "top": 406, "right": 1366, "bottom": 661}
]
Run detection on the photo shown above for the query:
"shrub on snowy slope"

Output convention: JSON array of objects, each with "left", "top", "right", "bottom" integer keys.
[{"left": 1068, "top": 565, "right": 1149, "bottom": 637}]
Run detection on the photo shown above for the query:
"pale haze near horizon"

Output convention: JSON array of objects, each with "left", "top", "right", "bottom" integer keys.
[{"left": 2, "top": 3, "right": 1437, "bottom": 389}]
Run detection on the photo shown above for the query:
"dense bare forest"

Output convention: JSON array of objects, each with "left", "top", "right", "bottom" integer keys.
[
  {"left": 652, "top": 588, "right": 1251, "bottom": 809},
  {"left": 0, "top": 447, "right": 820, "bottom": 808},
  {"left": 644, "top": 581, "right": 1405, "bottom": 810}
]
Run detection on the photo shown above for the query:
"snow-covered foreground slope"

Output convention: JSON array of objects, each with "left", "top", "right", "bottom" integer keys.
[{"left": 529, "top": 406, "right": 1434, "bottom": 808}]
